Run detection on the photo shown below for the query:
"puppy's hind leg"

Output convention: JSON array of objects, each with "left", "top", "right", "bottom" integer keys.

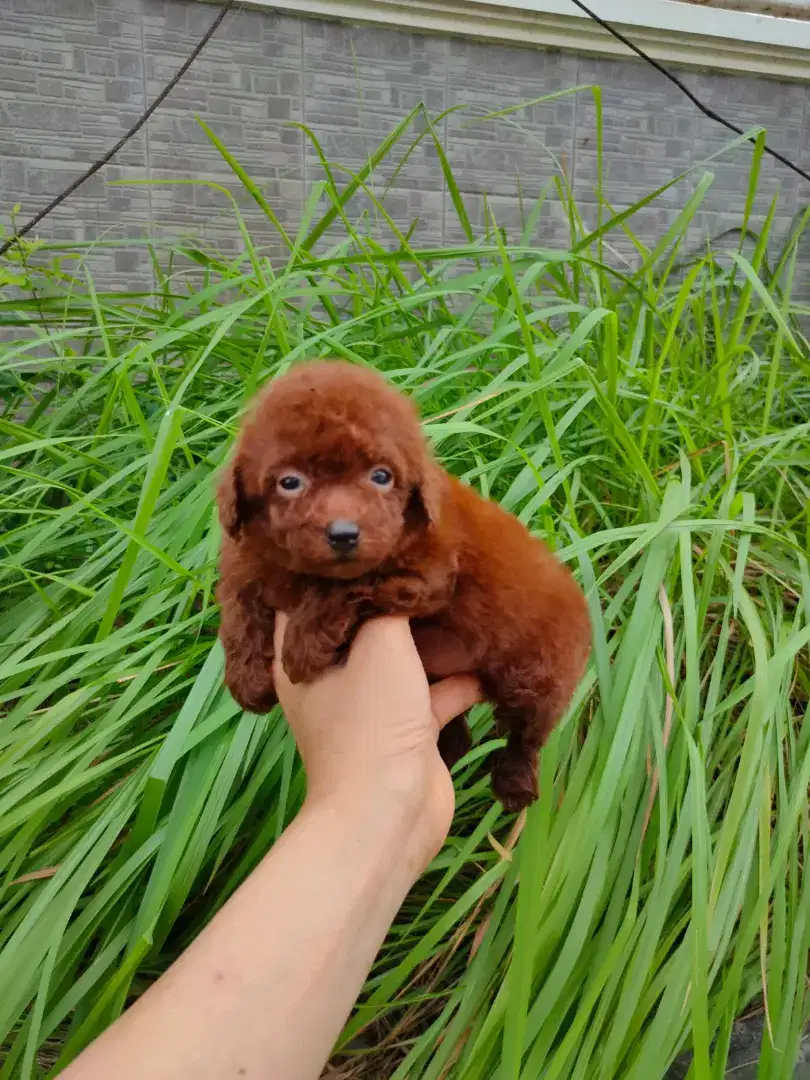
[
  {"left": 484, "top": 661, "right": 572, "bottom": 813},
  {"left": 438, "top": 714, "right": 472, "bottom": 769},
  {"left": 490, "top": 709, "right": 542, "bottom": 813}
]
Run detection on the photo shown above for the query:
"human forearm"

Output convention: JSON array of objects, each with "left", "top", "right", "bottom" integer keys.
[
  {"left": 63, "top": 795, "right": 422, "bottom": 1080},
  {"left": 62, "top": 618, "right": 483, "bottom": 1080}
]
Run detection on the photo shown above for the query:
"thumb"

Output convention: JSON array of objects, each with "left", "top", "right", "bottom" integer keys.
[{"left": 429, "top": 675, "right": 485, "bottom": 730}]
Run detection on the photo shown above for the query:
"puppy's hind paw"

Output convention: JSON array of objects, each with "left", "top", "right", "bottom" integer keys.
[
  {"left": 438, "top": 715, "right": 472, "bottom": 769},
  {"left": 491, "top": 751, "right": 539, "bottom": 813}
]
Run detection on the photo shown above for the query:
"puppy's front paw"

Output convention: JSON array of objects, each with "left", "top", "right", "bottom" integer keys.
[
  {"left": 281, "top": 629, "right": 338, "bottom": 684},
  {"left": 377, "top": 579, "right": 422, "bottom": 610},
  {"left": 225, "top": 666, "right": 277, "bottom": 715}
]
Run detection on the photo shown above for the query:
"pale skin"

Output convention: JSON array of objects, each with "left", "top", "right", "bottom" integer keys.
[{"left": 63, "top": 615, "right": 483, "bottom": 1080}]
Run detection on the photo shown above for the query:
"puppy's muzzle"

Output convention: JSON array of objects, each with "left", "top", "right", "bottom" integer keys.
[{"left": 325, "top": 519, "right": 360, "bottom": 557}]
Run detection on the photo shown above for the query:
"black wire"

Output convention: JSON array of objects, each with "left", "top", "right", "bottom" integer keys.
[
  {"left": 569, "top": 0, "right": 810, "bottom": 186},
  {"left": 0, "top": 0, "right": 238, "bottom": 259}
]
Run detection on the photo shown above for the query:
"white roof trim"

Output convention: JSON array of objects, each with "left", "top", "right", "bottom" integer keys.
[
  {"left": 698, "top": 0, "right": 810, "bottom": 18},
  {"left": 226, "top": 0, "right": 810, "bottom": 79}
]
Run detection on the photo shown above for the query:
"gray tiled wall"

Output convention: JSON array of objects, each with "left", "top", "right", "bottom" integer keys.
[{"left": 2, "top": 0, "right": 809, "bottom": 289}]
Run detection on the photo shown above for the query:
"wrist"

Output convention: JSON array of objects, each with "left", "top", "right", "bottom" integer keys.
[{"left": 302, "top": 778, "right": 447, "bottom": 880}]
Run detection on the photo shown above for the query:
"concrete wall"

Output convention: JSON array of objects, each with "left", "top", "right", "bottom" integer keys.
[{"left": 1, "top": 0, "right": 809, "bottom": 289}]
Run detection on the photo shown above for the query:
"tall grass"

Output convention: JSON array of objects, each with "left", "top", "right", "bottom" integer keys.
[{"left": 0, "top": 98, "right": 809, "bottom": 1079}]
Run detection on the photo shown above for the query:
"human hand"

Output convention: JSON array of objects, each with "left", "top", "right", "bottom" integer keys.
[{"left": 274, "top": 614, "right": 483, "bottom": 870}]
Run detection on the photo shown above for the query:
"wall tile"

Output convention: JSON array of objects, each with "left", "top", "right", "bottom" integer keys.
[{"left": 1, "top": 0, "right": 808, "bottom": 290}]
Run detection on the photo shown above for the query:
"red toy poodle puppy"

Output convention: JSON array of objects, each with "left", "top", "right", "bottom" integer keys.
[{"left": 217, "top": 361, "right": 590, "bottom": 811}]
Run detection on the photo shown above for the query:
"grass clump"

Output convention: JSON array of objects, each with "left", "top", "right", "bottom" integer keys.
[{"left": 0, "top": 99, "right": 809, "bottom": 1079}]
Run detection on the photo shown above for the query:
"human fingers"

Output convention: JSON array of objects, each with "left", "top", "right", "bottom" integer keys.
[
  {"left": 344, "top": 615, "right": 418, "bottom": 671},
  {"left": 272, "top": 612, "right": 292, "bottom": 696},
  {"left": 429, "top": 674, "right": 485, "bottom": 729},
  {"left": 273, "top": 611, "right": 289, "bottom": 654}
]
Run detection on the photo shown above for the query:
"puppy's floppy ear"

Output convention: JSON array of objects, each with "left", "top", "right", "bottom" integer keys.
[
  {"left": 406, "top": 459, "right": 444, "bottom": 531},
  {"left": 217, "top": 457, "right": 254, "bottom": 538}
]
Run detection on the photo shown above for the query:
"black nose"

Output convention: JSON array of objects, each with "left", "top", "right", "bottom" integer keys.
[{"left": 326, "top": 519, "right": 360, "bottom": 552}]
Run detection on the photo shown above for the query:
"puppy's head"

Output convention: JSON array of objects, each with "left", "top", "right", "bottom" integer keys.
[{"left": 218, "top": 362, "right": 442, "bottom": 578}]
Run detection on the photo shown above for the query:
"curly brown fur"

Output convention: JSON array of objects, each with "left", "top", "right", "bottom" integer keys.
[{"left": 216, "top": 361, "right": 591, "bottom": 812}]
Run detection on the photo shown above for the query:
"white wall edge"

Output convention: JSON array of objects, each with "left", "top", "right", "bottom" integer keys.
[
  {"left": 219, "top": 0, "right": 810, "bottom": 80},
  {"left": 696, "top": 0, "right": 810, "bottom": 18}
]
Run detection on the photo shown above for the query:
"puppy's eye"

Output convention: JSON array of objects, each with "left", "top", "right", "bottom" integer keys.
[
  {"left": 370, "top": 467, "right": 393, "bottom": 489},
  {"left": 277, "top": 473, "right": 305, "bottom": 497}
]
